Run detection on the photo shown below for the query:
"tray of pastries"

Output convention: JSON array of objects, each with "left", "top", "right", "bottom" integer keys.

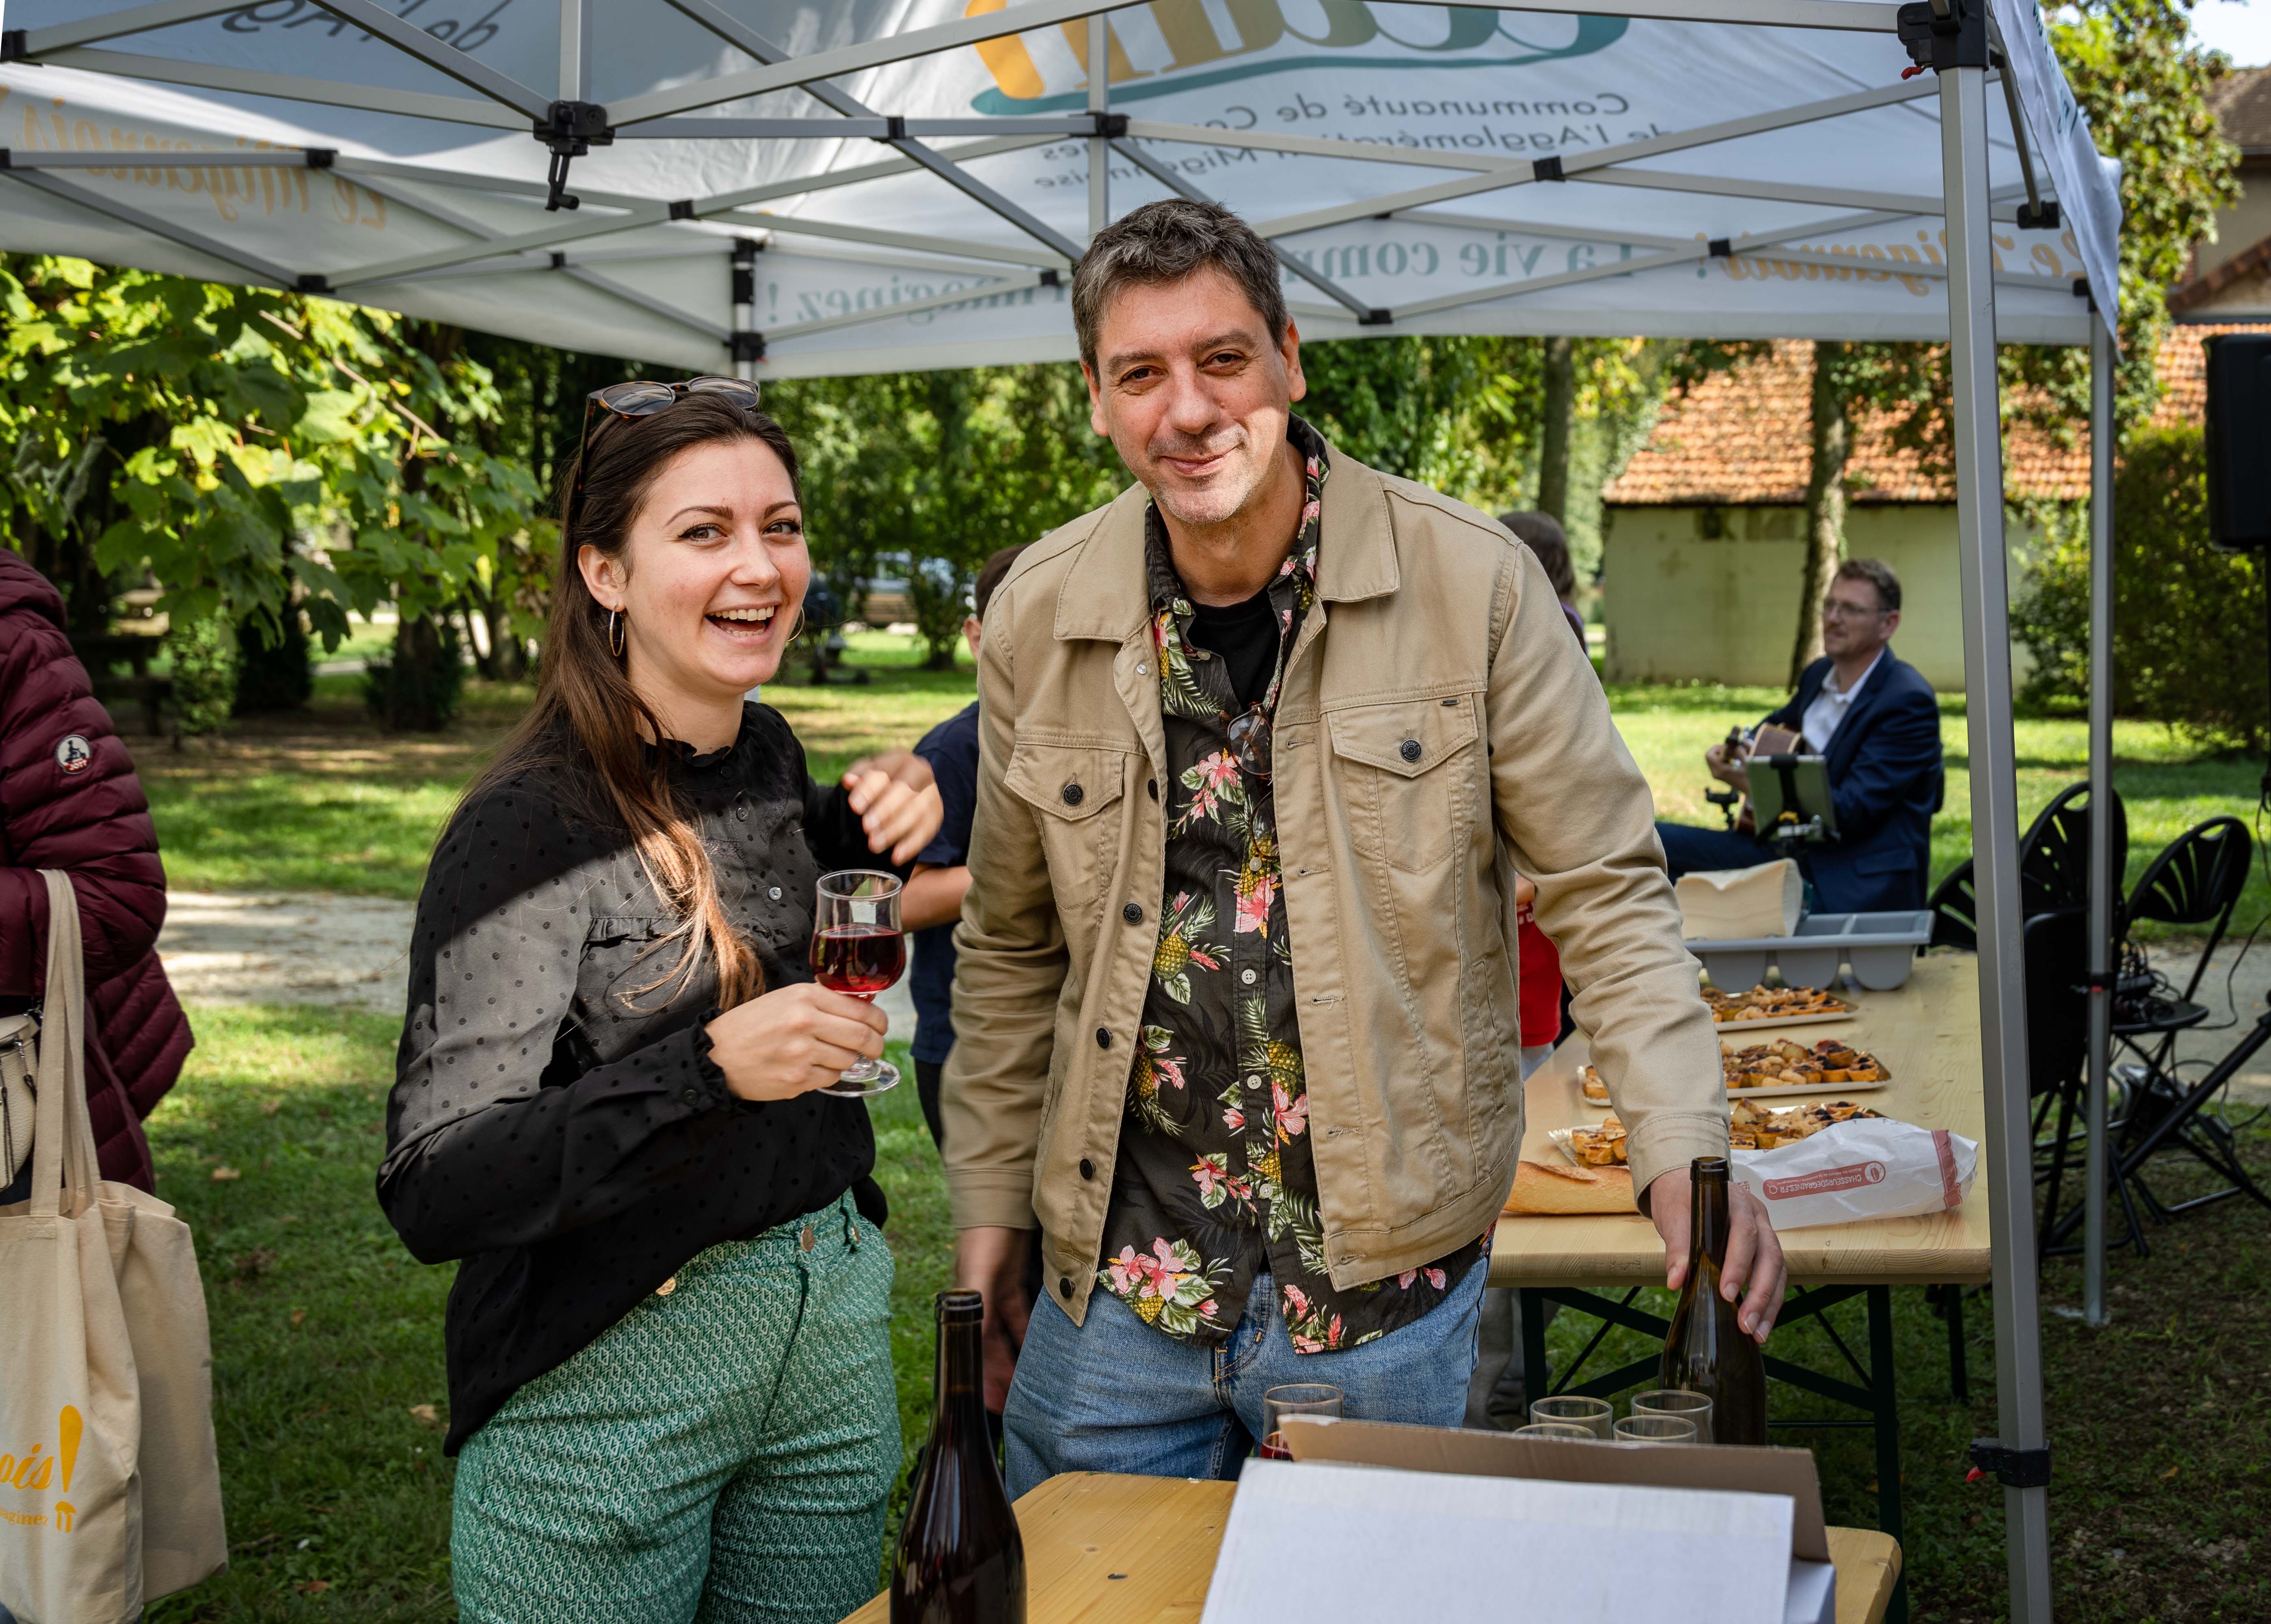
[
  {"left": 1722, "top": 1037, "right": 1891, "bottom": 1093},
  {"left": 1704, "top": 984, "right": 1857, "bottom": 1031},
  {"left": 1553, "top": 1098, "right": 1887, "bottom": 1167}
]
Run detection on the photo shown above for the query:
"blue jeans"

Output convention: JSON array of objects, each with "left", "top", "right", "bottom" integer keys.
[{"left": 1002, "top": 1255, "right": 1489, "bottom": 1497}]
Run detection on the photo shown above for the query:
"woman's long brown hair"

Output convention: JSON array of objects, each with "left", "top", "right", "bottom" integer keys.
[{"left": 467, "top": 391, "right": 803, "bottom": 1011}]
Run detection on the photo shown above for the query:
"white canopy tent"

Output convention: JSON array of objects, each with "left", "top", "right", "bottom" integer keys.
[{"left": 0, "top": 3, "right": 2130, "bottom": 1616}]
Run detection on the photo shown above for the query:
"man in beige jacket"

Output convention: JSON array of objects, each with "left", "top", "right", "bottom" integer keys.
[{"left": 944, "top": 199, "right": 1782, "bottom": 1493}]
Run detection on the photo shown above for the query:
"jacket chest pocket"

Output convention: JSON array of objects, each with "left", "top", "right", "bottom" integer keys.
[
  {"left": 1006, "top": 740, "right": 1131, "bottom": 933},
  {"left": 1327, "top": 697, "right": 1481, "bottom": 872}
]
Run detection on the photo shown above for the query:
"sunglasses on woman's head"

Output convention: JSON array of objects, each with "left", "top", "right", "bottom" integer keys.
[{"left": 568, "top": 375, "right": 763, "bottom": 517}]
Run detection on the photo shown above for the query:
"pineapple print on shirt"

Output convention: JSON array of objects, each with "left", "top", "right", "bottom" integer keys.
[{"left": 1093, "top": 417, "right": 1482, "bottom": 1352}]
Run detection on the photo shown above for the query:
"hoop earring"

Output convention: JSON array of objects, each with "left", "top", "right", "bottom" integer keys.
[
  {"left": 787, "top": 607, "right": 806, "bottom": 644},
  {"left": 607, "top": 608, "right": 626, "bottom": 659}
]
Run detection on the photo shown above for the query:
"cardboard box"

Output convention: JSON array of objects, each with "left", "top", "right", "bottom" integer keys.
[{"left": 1194, "top": 1418, "right": 1835, "bottom": 1624}]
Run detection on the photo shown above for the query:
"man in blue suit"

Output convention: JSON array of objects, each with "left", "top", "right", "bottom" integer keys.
[{"left": 1657, "top": 558, "right": 1943, "bottom": 912}]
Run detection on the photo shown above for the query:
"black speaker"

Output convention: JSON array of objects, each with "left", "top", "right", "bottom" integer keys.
[{"left": 2205, "top": 333, "right": 2271, "bottom": 551}]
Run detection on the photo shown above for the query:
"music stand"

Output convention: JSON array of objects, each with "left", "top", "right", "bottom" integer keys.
[{"left": 1748, "top": 754, "right": 1838, "bottom": 850}]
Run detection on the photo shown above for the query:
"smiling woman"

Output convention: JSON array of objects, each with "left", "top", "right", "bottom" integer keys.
[{"left": 375, "top": 386, "right": 943, "bottom": 1624}]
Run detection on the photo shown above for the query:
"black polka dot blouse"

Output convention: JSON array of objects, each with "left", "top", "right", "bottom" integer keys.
[{"left": 378, "top": 704, "right": 893, "bottom": 1453}]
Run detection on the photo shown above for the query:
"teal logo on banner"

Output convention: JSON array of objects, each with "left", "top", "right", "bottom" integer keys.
[{"left": 968, "top": 3, "right": 1629, "bottom": 114}]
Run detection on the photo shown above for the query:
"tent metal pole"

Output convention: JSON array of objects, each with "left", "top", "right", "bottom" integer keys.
[
  {"left": 1108, "top": 138, "right": 1380, "bottom": 322},
  {"left": 559, "top": 0, "right": 588, "bottom": 103},
  {"left": 1939, "top": 57, "right": 2055, "bottom": 1624},
  {"left": 302, "top": 0, "right": 552, "bottom": 119},
  {"left": 15, "top": 0, "right": 243, "bottom": 53},
  {"left": 1254, "top": 74, "right": 1944, "bottom": 240},
  {"left": 1088, "top": 15, "right": 1109, "bottom": 242},
  {"left": 0, "top": 168, "right": 299, "bottom": 289},
  {"left": 34, "top": 47, "right": 527, "bottom": 128},
  {"left": 2085, "top": 309, "right": 2116, "bottom": 1326}
]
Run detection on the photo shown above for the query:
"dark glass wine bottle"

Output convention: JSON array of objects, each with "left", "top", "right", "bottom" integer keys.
[
  {"left": 1659, "top": 1155, "right": 1769, "bottom": 1445},
  {"left": 892, "top": 1290, "right": 1027, "bottom": 1624}
]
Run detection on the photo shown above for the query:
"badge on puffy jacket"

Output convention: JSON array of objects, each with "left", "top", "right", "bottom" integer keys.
[{"left": 56, "top": 734, "right": 93, "bottom": 775}]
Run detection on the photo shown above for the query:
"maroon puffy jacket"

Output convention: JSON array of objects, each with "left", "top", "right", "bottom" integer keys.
[{"left": 0, "top": 550, "right": 192, "bottom": 1190}]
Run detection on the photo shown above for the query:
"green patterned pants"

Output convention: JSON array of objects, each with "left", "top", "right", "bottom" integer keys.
[{"left": 452, "top": 1192, "right": 899, "bottom": 1624}]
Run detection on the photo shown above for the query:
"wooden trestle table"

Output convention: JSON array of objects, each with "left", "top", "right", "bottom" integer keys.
[
  {"left": 841, "top": 1470, "right": 1902, "bottom": 1623},
  {"left": 1489, "top": 951, "right": 1990, "bottom": 1623}
]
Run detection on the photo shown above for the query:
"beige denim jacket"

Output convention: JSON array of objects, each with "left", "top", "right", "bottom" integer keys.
[{"left": 942, "top": 443, "right": 1726, "bottom": 1323}]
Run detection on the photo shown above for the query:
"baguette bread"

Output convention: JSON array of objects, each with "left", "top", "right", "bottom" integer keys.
[{"left": 1502, "top": 1157, "right": 1638, "bottom": 1216}]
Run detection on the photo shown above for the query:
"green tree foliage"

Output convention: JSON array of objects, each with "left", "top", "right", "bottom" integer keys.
[
  {"left": 769, "top": 365, "right": 1123, "bottom": 669},
  {"left": 2013, "top": 426, "right": 2264, "bottom": 750},
  {"left": 0, "top": 256, "right": 541, "bottom": 658},
  {"left": 166, "top": 611, "right": 240, "bottom": 738}
]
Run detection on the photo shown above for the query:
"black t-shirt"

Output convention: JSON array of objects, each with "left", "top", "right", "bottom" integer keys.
[{"left": 1184, "top": 584, "right": 1279, "bottom": 708}]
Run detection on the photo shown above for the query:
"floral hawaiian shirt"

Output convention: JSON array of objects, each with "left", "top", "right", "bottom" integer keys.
[{"left": 1096, "top": 417, "right": 1485, "bottom": 1354}]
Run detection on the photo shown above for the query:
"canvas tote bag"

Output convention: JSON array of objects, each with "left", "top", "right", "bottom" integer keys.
[{"left": 0, "top": 873, "right": 227, "bottom": 1622}]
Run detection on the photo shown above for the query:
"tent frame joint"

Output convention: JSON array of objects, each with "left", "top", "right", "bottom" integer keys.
[
  {"left": 1091, "top": 111, "right": 1129, "bottom": 139},
  {"left": 1532, "top": 155, "right": 1566, "bottom": 182},
  {"left": 730, "top": 330, "right": 765, "bottom": 364},
  {"left": 0, "top": 30, "right": 27, "bottom": 64},
  {"left": 296, "top": 273, "right": 331, "bottom": 295},
  {"left": 2015, "top": 199, "right": 2061, "bottom": 231},
  {"left": 535, "top": 99, "right": 614, "bottom": 213},
  {"left": 1896, "top": 0, "right": 1988, "bottom": 73},
  {"left": 1968, "top": 1438, "right": 2052, "bottom": 1489}
]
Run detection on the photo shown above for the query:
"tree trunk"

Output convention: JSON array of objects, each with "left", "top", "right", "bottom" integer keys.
[
  {"left": 1791, "top": 340, "right": 1849, "bottom": 689},
  {"left": 1537, "top": 335, "right": 1576, "bottom": 521}
]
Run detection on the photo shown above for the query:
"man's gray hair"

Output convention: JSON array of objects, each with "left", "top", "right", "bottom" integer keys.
[
  {"left": 1072, "top": 199, "right": 1288, "bottom": 370},
  {"left": 1834, "top": 557, "right": 1902, "bottom": 613}
]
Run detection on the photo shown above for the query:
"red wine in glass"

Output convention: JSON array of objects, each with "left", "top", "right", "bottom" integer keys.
[
  {"left": 1256, "top": 1434, "right": 1294, "bottom": 1461},
  {"left": 812, "top": 924, "right": 906, "bottom": 996},
  {"left": 812, "top": 870, "right": 904, "bottom": 1098}
]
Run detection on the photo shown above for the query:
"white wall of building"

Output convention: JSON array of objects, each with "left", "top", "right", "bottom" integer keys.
[{"left": 1600, "top": 503, "right": 2042, "bottom": 693}]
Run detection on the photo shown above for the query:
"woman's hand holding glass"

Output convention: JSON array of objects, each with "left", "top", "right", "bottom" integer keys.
[
  {"left": 841, "top": 750, "right": 942, "bottom": 864},
  {"left": 705, "top": 983, "right": 888, "bottom": 1102}
]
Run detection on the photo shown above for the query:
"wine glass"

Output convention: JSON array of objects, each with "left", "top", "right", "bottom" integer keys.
[
  {"left": 1613, "top": 1415, "right": 1699, "bottom": 1445},
  {"left": 1529, "top": 1396, "right": 1614, "bottom": 1439},
  {"left": 810, "top": 870, "right": 905, "bottom": 1098},
  {"left": 1632, "top": 1389, "right": 1715, "bottom": 1444},
  {"left": 1258, "top": 1383, "right": 1343, "bottom": 1460}
]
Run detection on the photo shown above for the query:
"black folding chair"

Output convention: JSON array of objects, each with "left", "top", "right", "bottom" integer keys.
[
  {"left": 1928, "top": 861, "right": 1976, "bottom": 950},
  {"left": 2017, "top": 782, "right": 2128, "bottom": 918},
  {"left": 2020, "top": 908, "right": 2151, "bottom": 1259},
  {"left": 1924, "top": 784, "right": 2127, "bottom": 954},
  {"left": 2105, "top": 816, "right": 2271, "bottom": 1225}
]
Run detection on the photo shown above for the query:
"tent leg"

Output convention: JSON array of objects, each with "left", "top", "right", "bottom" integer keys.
[
  {"left": 2084, "top": 312, "right": 2115, "bottom": 1326},
  {"left": 1087, "top": 16, "right": 1109, "bottom": 241},
  {"left": 1938, "top": 58, "right": 2055, "bottom": 1624}
]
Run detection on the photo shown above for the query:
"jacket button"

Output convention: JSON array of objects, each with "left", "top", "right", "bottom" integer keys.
[
  {"left": 1096, "top": 1028, "right": 1112, "bottom": 1050},
  {"left": 1147, "top": 779, "right": 1158, "bottom": 800},
  {"left": 1061, "top": 782, "right": 1084, "bottom": 806},
  {"left": 681, "top": 1087, "right": 703, "bottom": 1106},
  {"left": 1079, "top": 1157, "right": 1096, "bottom": 1180},
  {"left": 1400, "top": 738, "right": 1423, "bottom": 762},
  {"left": 768, "top": 886, "right": 782, "bottom": 901},
  {"left": 1123, "top": 903, "right": 1144, "bottom": 924},
  {"left": 1059, "top": 1276, "right": 1073, "bottom": 1299}
]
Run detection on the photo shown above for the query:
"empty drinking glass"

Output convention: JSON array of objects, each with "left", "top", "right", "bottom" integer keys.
[
  {"left": 1613, "top": 1414, "right": 1699, "bottom": 1445},
  {"left": 1632, "top": 1389, "right": 1715, "bottom": 1444},
  {"left": 1259, "top": 1384, "right": 1343, "bottom": 1460},
  {"left": 1513, "top": 1422, "right": 1597, "bottom": 1441},
  {"left": 1529, "top": 1395, "right": 1614, "bottom": 1440}
]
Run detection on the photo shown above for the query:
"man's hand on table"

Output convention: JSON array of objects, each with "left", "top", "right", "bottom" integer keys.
[
  {"left": 1645, "top": 1167, "right": 1785, "bottom": 1342},
  {"left": 956, "top": 1226, "right": 1034, "bottom": 1411}
]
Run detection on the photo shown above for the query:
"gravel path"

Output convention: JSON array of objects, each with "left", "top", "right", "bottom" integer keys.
[{"left": 157, "top": 890, "right": 921, "bottom": 1035}]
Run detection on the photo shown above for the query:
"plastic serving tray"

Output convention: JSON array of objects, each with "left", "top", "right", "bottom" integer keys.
[{"left": 1686, "top": 909, "right": 1933, "bottom": 993}]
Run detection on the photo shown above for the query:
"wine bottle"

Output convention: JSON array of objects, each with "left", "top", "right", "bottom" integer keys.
[
  {"left": 892, "top": 1290, "right": 1027, "bottom": 1624},
  {"left": 1659, "top": 1155, "right": 1769, "bottom": 1445}
]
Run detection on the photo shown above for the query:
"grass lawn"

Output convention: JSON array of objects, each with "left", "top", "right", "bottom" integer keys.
[
  {"left": 119, "top": 638, "right": 2271, "bottom": 1618},
  {"left": 146, "top": 1006, "right": 2269, "bottom": 1621}
]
